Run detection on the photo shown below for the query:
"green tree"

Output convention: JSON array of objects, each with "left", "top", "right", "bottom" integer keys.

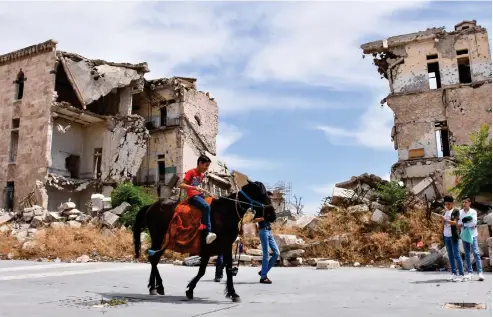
[
  {"left": 111, "top": 182, "right": 156, "bottom": 227},
  {"left": 451, "top": 124, "right": 492, "bottom": 199},
  {"left": 376, "top": 181, "right": 408, "bottom": 219}
]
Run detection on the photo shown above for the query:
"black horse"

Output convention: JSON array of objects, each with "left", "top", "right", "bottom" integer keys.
[{"left": 133, "top": 180, "right": 276, "bottom": 302}]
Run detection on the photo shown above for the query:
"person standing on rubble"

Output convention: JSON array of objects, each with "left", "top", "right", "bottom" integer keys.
[
  {"left": 458, "top": 196, "right": 484, "bottom": 281},
  {"left": 441, "top": 195, "right": 464, "bottom": 282}
]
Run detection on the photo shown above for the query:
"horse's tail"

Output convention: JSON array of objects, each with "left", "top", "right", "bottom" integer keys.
[{"left": 133, "top": 204, "right": 151, "bottom": 259}]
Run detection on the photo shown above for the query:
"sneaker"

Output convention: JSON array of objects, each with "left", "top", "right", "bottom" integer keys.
[
  {"left": 214, "top": 276, "right": 222, "bottom": 282},
  {"left": 447, "top": 274, "right": 456, "bottom": 281},
  {"left": 206, "top": 232, "right": 217, "bottom": 244},
  {"left": 478, "top": 273, "right": 484, "bottom": 281},
  {"left": 453, "top": 275, "right": 463, "bottom": 282},
  {"left": 259, "top": 277, "right": 272, "bottom": 284},
  {"left": 464, "top": 273, "right": 473, "bottom": 281}
]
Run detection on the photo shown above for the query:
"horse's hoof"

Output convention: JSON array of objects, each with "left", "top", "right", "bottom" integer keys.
[
  {"left": 157, "top": 287, "right": 165, "bottom": 296},
  {"left": 185, "top": 289, "right": 194, "bottom": 300},
  {"left": 149, "top": 289, "right": 158, "bottom": 296},
  {"left": 231, "top": 295, "right": 241, "bottom": 303}
]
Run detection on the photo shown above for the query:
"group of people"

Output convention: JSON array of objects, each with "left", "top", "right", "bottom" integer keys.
[
  {"left": 442, "top": 195, "right": 485, "bottom": 282},
  {"left": 179, "top": 154, "right": 280, "bottom": 285}
]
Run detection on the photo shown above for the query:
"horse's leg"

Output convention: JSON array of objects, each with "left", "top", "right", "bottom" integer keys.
[
  {"left": 224, "top": 249, "right": 240, "bottom": 302},
  {"left": 186, "top": 254, "right": 210, "bottom": 300},
  {"left": 148, "top": 229, "right": 166, "bottom": 295},
  {"left": 155, "top": 253, "right": 165, "bottom": 295},
  {"left": 148, "top": 255, "right": 157, "bottom": 295}
]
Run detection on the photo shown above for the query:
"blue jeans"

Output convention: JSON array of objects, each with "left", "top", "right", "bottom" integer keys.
[
  {"left": 463, "top": 236, "right": 483, "bottom": 273},
  {"left": 444, "top": 236, "right": 464, "bottom": 275},
  {"left": 215, "top": 255, "right": 224, "bottom": 278},
  {"left": 189, "top": 195, "right": 212, "bottom": 233},
  {"left": 259, "top": 228, "right": 280, "bottom": 278}
]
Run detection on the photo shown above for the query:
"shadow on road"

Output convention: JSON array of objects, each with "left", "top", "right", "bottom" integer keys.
[
  {"left": 100, "top": 292, "right": 225, "bottom": 305},
  {"left": 410, "top": 279, "right": 448, "bottom": 284}
]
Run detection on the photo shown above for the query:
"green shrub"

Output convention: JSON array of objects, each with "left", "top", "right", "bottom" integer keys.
[
  {"left": 376, "top": 181, "right": 408, "bottom": 219},
  {"left": 451, "top": 124, "right": 492, "bottom": 199},
  {"left": 111, "top": 182, "right": 156, "bottom": 227}
]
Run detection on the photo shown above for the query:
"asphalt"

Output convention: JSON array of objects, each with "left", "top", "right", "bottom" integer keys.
[{"left": 0, "top": 260, "right": 491, "bottom": 317}]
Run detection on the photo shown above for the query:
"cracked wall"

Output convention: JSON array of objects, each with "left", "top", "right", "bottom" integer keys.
[
  {"left": 0, "top": 46, "right": 57, "bottom": 210},
  {"left": 101, "top": 115, "right": 149, "bottom": 184},
  {"left": 364, "top": 24, "right": 492, "bottom": 95}
]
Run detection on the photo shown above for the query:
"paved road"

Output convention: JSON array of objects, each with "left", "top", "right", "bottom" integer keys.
[{"left": 0, "top": 260, "right": 491, "bottom": 317}]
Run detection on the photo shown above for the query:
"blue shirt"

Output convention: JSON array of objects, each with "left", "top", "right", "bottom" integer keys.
[{"left": 258, "top": 220, "right": 271, "bottom": 230}]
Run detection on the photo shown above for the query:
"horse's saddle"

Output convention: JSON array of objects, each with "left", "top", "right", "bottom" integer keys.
[{"left": 162, "top": 197, "right": 214, "bottom": 255}]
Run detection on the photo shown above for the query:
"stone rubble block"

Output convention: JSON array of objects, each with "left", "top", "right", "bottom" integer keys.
[
  {"left": 109, "top": 202, "right": 131, "bottom": 216},
  {"left": 62, "top": 202, "right": 76, "bottom": 210},
  {"left": 102, "top": 211, "right": 119, "bottom": 228},
  {"left": 316, "top": 260, "right": 340, "bottom": 270},
  {"left": 281, "top": 249, "right": 305, "bottom": 260}
]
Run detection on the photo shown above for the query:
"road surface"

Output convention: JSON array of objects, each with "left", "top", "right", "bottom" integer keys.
[{"left": 0, "top": 260, "right": 491, "bottom": 317}]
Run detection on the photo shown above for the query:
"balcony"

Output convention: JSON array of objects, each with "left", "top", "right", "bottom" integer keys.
[{"left": 146, "top": 116, "right": 180, "bottom": 133}]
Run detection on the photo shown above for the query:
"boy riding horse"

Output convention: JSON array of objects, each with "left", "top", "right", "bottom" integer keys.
[{"left": 178, "top": 154, "right": 217, "bottom": 245}]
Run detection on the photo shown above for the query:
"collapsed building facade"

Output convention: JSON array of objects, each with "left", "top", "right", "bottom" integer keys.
[
  {"left": 361, "top": 20, "right": 492, "bottom": 200},
  {"left": 0, "top": 39, "right": 231, "bottom": 212}
]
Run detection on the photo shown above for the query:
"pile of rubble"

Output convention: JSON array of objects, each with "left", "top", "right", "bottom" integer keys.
[
  {"left": 395, "top": 223, "right": 492, "bottom": 272},
  {"left": 178, "top": 234, "right": 341, "bottom": 270},
  {"left": 327, "top": 173, "right": 393, "bottom": 224},
  {"left": 0, "top": 194, "right": 132, "bottom": 244}
]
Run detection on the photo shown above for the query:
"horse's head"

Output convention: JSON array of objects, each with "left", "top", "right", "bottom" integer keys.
[{"left": 240, "top": 180, "right": 277, "bottom": 223}]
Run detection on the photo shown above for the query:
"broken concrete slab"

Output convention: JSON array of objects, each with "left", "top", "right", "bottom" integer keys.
[
  {"left": 23, "top": 210, "right": 34, "bottom": 222},
  {"left": 273, "top": 234, "right": 306, "bottom": 252},
  {"left": 239, "top": 254, "right": 253, "bottom": 262},
  {"left": 48, "top": 212, "right": 63, "bottom": 222},
  {"left": 331, "top": 187, "right": 356, "bottom": 206},
  {"left": 348, "top": 204, "right": 370, "bottom": 213},
  {"left": 401, "top": 256, "right": 420, "bottom": 270},
  {"left": 50, "top": 222, "right": 65, "bottom": 230},
  {"left": 370, "top": 201, "right": 388, "bottom": 212},
  {"left": 102, "top": 211, "right": 119, "bottom": 228},
  {"left": 91, "top": 194, "right": 104, "bottom": 212},
  {"left": 76, "top": 255, "right": 91, "bottom": 263},
  {"left": 62, "top": 201, "right": 76, "bottom": 210},
  {"left": 410, "top": 177, "right": 434, "bottom": 196},
  {"left": 281, "top": 249, "right": 305, "bottom": 259},
  {"left": 0, "top": 214, "right": 13, "bottom": 226},
  {"left": 109, "top": 202, "right": 131, "bottom": 216},
  {"left": 184, "top": 255, "right": 201, "bottom": 266},
  {"left": 30, "top": 216, "right": 45, "bottom": 228},
  {"left": 246, "top": 249, "right": 262, "bottom": 256},
  {"left": 102, "top": 197, "right": 112, "bottom": 210},
  {"left": 371, "top": 209, "right": 389, "bottom": 224},
  {"left": 316, "top": 260, "right": 340, "bottom": 270},
  {"left": 67, "top": 221, "right": 82, "bottom": 229},
  {"left": 61, "top": 54, "right": 146, "bottom": 106},
  {"left": 63, "top": 208, "right": 81, "bottom": 216},
  {"left": 409, "top": 251, "right": 431, "bottom": 259}
]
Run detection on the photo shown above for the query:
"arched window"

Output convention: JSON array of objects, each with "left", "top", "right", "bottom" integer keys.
[{"left": 14, "top": 70, "right": 26, "bottom": 100}]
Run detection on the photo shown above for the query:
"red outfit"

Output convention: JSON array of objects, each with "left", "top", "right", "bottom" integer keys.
[{"left": 183, "top": 168, "right": 204, "bottom": 198}]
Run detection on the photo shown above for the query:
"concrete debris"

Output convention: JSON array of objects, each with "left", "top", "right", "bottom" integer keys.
[
  {"left": 101, "top": 115, "right": 149, "bottom": 183},
  {"left": 281, "top": 249, "right": 305, "bottom": 260},
  {"left": 67, "top": 221, "right": 82, "bottom": 229},
  {"left": 409, "top": 251, "right": 431, "bottom": 259},
  {"left": 23, "top": 210, "right": 34, "bottom": 222},
  {"left": 239, "top": 254, "right": 253, "bottom": 262},
  {"left": 91, "top": 194, "right": 105, "bottom": 213},
  {"left": 290, "top": 258, "right": 303, "bottom": 266},
  {"left": 76, "top": 255, "right": 91, "bottom": 263},
  {"left": 109, "top": 202, "right": 131, "bottom": 216},
  {"left": 330, "top": 187, "right": 357, "bottom": 206},
  {"left": 274, "top": 234, "right": 306, "bottom": 252},
  {"left": 348, "top": 204, "right": 370, "bottom": 213},
  {"left": 30, "top": 216, "right": 45, "bottom": 228},
  {"left": 246, "top": 249, "right": 262, "bottom": 256},
  {"left": 0, "top": 214, "right": 13, "bottom": 226},
  {"left": 102, "top": 211, "right": 119, "bottom": 228},
  {"left": 184, "top": 255, "right": 202, "bottom": 266},
  {"left": 63, "top": 208, "right": 81, "bottom": 216},
  {"left": 316, "top": 260, "right": 340, "bottom": 270},
  {"left": 48, "top": 212, "right": 63, "bottom": 222},
  {"left": 353, "top": 262, "right": 361, "bottom": 267},
  {"left": 45, "top": 173, "right": 94, "bottom": 192},
  {"left": 330, "top": 173, "right": 389, "bottom": 209},
  {"left": 371, "top": 209, "right": 389, "bottom": 224},
  {"left": 102, "top": 197, "right": 112, "bottom": 211},
  {"left": 50, "top": 222, "right": 66, "bottom": 230},
  {"left": 60, "top": 52, "right": 147, "bottom": 106},
  {"left": 62, "top": 201, "right": 76, "bottom": 210},
  {"left": 401, "top": 256, "right": 420, "bottom": 270}
]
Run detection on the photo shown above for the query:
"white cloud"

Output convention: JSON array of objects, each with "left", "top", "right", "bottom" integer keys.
[
  {"left": 382, "top": 173, "right": 391, "bottom": 181},
  {"left": 315, "top": 85, "right": 395, "bottom": 150},
  {"left": 216, "top": 122, "right": 275, "bottom": 171},
  {"left": 245, "top": 1, "right": 429, "bottom": 88},
  {"left": 208, "top": 87, "right": 346, "bottom": 115}
]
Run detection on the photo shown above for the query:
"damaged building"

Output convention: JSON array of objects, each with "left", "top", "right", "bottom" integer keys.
[
  {"left": 361, "top": 20, "right": 492, "bottom": 200},
  {"left": 0, "top": 39, "right": 229, "bottom": 212},
  {"left": 132, "top": 76, "right": 233, "bottom": 199}
]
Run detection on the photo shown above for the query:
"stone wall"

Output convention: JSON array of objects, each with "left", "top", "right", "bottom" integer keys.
[
  {"left": 0, "top": 48, "right": 57, "bottom": 210},
  {"left": 388, "top": 83, "right": 492, "bottom": 161}
]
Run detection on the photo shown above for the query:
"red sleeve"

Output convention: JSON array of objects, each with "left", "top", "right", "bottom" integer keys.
[{"left": 183, "top": 169, "right": 194, "bottom": 184}]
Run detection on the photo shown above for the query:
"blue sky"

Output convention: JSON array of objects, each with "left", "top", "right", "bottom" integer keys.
[{"left": 0, "top": 1, "right": 491, "bottom": 214}]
